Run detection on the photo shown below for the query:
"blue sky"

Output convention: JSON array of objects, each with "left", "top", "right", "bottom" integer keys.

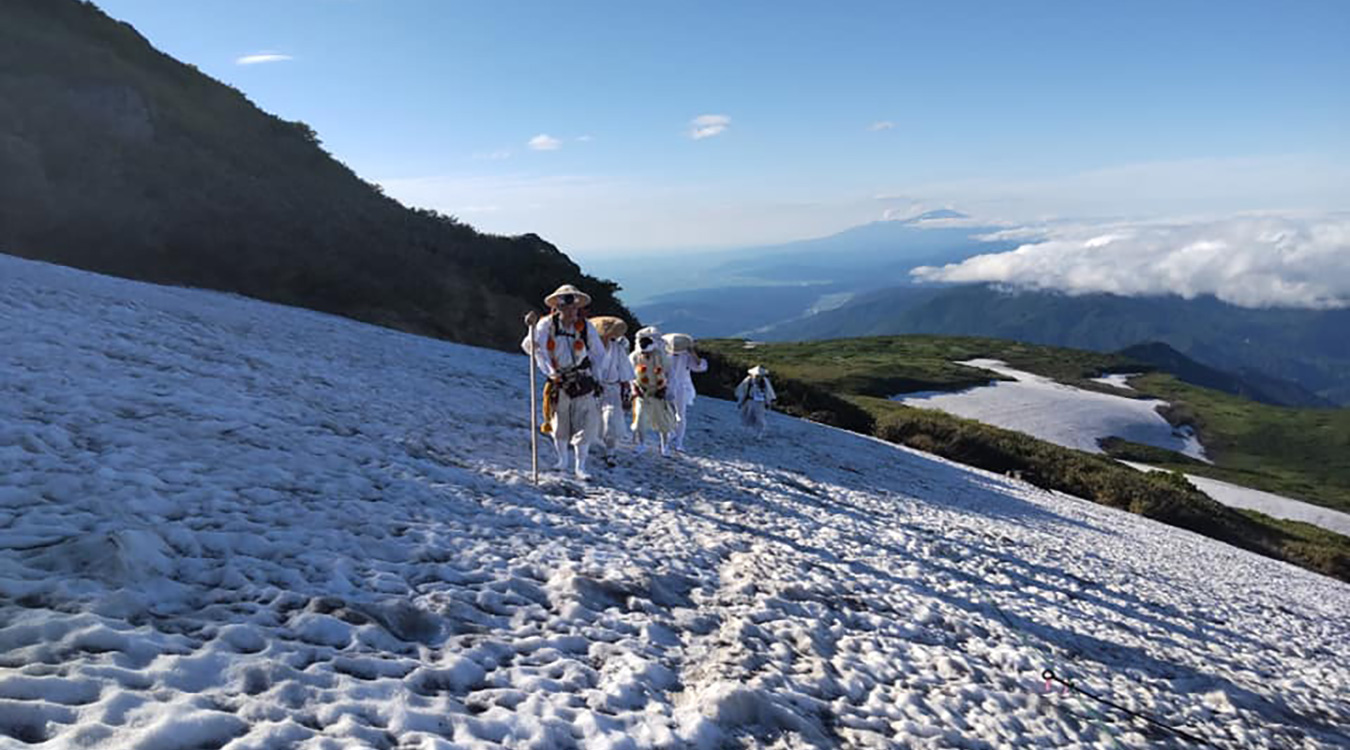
[{"left": 93, "top": 0, "right": 1349, "bottom": 258}]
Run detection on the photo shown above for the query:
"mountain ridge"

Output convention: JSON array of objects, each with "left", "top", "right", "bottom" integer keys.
[
  {"left": 0, "top": 0, "right": 633, "bottom": 350},
  {"left": 760, "top": 285, "right": 1350, "bottom": 406},
  {"left": 1118, "top": 341, "right": 1334, "bottom": 408}
]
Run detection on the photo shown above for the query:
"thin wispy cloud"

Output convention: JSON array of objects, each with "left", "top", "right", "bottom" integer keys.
[
  {"left": 235, "top": 52, "right": 293, "bottom": 66},
  {"left": 688, "top": 114, "right": 730, "bottom": 140},
  {"left": 576, "top": 135, "right": 595, "bottom": 143},
  {"left": 472, "top": 150, "right": 513, "bottom": 161},
  {"left": 868, "top": 121, "right": 896, "bottom": 131},
  {"left": 913, "top": 213, "right": 1350, "bottom": 310},
  {"left": 528, "top": 134, "right": 562, "bottom": 151},
  {"left": 873, "top": 155, "right": 1350, "bottom": 227}
]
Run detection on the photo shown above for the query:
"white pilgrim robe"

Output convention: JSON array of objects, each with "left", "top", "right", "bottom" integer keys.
[
  {"left": 595, "top": 337, "right": 635, "bottom": 451},
  {"left": 735, "top": 375, "right": 777, "bottom": 433},
  {"left": 666, "top": 351, "right": 708, "bottom": 449},
  {"left": 521, "top": 314, "right": 607, "bottom": 455}
]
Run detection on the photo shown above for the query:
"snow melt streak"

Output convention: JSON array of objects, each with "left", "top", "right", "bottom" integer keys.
[{"left": 0, "top": 255, "right": 1347, "bottom": 749}]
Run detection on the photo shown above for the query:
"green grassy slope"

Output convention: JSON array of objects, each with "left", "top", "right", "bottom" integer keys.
[
  {"left": 1124, "top": 374, "right": 1350, "bottom": 511},
  {"left": 718, "top": 335, "right": 1139, "bottom": 398}
]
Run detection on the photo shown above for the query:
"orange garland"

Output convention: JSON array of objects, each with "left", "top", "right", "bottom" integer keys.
[{"left": 545, "top": 315, "right": 588, "bottom": 373}]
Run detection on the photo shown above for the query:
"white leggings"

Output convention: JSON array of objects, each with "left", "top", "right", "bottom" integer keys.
[
  {"left": 671, "top": 400, "right": 690, "bottom": 449},
  {"left": 597, "top": 383, "right": 629, "bottom": 452}
]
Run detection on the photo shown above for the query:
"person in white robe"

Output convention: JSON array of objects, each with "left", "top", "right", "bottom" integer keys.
[
  {"left": 735, "top": 365, "right": 777, "bottom": 436},
  {"left": 629, "top": 326, "right": 677, "bottom": 455},
  {"left": 589, "top": 316, "right": 635, "bottom": 468},
  {"left": 521, "top": 284, "right": 607, "bottom": 479},
  {"left": 663, "top": 333, "right": 708, "bottom": 452}
]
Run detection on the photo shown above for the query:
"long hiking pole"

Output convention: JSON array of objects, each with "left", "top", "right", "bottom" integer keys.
[{"left": 525, "top": 312, "right": 540, "bottom": 485}]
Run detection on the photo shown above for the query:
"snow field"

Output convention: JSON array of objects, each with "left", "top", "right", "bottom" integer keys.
[
  {"left": 0, "top": 255, "right": 1347, "bottom": 749},
  {"left": 913, "top": 362, "right": 1350, "bottom": 536},
  {"left": 895, "top": 359, "right": 1208, "bottom": 461},
  {"left": 1120, "top": 463, "right": 1350, "bottom": 538}
]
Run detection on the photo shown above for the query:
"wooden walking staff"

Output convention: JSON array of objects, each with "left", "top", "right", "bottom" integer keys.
[{"left": 524, "top": 311, "right": 541, "bottom": 485}]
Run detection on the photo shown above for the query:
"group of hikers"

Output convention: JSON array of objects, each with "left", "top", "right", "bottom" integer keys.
[{"left": 523, "top": 284, "right": 777, "bottom": 479}]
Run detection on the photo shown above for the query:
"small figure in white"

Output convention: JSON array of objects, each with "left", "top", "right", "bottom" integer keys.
[
  {"left": 735, "top": 365, "right": 777, "bottom": 437},
  {"left": 663, "top": 332, "right": 708, "bottom": 452},
  {"left": 629, "top": 326, "right": 677, "bottom": 455},
  {"left": 589, "top": 315, "right": 635, "bottom": 468},
  {"left": 522, "top": 285, "right": 607, "bottom": 479}
]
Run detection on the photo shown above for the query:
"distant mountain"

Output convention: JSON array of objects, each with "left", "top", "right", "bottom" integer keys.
[
  {"left": 762, "top": 285, "right": 1350, "bottom": 406},
  {"left": 903, "top": 208, "right": 970, "bottom": 222},
  {"left": 625, "top": 217, "right": 1010, "bottom": 336},
  {"left": 630, "top": 284, "right": 852, "bottom": 339},
  {"left": 1118, "top": 342, "right": 1333, "bottom": 408},
  {"left": 711, "top": 215, "right": 1007, "bottom": 286},
  {"left": 0, "top": 0, "right": 631, "bottom": 349}
]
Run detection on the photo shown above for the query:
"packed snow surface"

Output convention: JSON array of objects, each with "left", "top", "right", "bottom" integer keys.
[
  {"left": 895, "top": 360, "right": 1208, "bottom": 461},
  {"left": 1, "top": 255, "right": 1348, "bottom": 749}
]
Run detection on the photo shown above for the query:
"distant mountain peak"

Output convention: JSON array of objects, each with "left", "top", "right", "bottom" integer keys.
[{"left": 902, "top": 209, "right": 970, "bottom": 224}]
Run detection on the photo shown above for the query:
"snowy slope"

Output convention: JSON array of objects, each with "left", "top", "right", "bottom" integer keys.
[
  {"left": 1120, "top": 463, "right": 1350, "bottom": 538},
  {"left": 1, "top": 255, "right": 1348, "bottom": 750},
  {"left": 895, "top": 360, "right": 1208, "bottom": 461},
  {"left": 1182, "top": 476, "right": 1350, "bottom": 537}
]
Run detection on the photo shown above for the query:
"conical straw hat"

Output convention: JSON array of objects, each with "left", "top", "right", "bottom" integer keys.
[
  {"left": 589, "top": 316, "right": 628, "bottom": 339},
  {"left": 544, "top": 284, "right": 592, "bottom": 308}
]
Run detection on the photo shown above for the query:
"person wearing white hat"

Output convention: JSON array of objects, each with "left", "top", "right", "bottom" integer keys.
[
  {"left": 629, "top": 326, "right": 677, "bottom": 455},
  {"left": 735, "top": 365, "right": 777, "bottom": 436},
  {"left": 589, "top": 316, "right": 636, "bottom": 467},
  {"left": 663, "top": 333, "right": 708, "bottom": 452},
  {"left": 522, "top": 284, "right": 608, "bottom": 479}
]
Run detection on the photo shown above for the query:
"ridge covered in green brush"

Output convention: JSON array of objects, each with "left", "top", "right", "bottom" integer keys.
[{"left": 0, "top": 0, "right": 633, "bottom": 348}]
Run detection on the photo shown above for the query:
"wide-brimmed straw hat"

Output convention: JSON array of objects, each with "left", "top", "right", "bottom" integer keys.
[
  {"left": 663, "top": 332, "right": 694, "bottom": 353},
  {"left": 748, "top": 365, "right": 769, "bottom": 377},
  {"left": 589, "top": 316, "right": 628, "bottom": 339},
  {"left": 544, "top": 284, "right": 591, "bottom": 309}
]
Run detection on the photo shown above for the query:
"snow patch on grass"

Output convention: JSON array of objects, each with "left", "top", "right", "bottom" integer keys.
[{"left": 897, "top": 359, "right": 1208, "bottom": 460}]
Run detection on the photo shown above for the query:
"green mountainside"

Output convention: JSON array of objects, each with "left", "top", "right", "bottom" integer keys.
[{"left": 0, "top": 0, "right": 633, "bottom": 348}]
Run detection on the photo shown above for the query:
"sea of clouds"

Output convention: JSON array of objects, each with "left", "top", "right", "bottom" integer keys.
[{"left": 912, "top": 213, "right": 1350, "bottom": 310}]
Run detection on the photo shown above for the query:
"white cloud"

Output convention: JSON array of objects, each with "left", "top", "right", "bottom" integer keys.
[
  {"left": 235, "top": 52, "right": 293, "bottom": 66},
  {"left": 472, "top": 150, "right": 513, "bottom": 161},
  {"left": 868, "top": 121, "right": 896, "bottom": 131},
  {"left": 528, "top": 134, "right": 562, "bottom": 151},
  {"left": 688, "top": 114, "right": 730, "bottom": 140},
  {"left": 913, "top": 214, "right": 1350, "bottom": 309}
]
